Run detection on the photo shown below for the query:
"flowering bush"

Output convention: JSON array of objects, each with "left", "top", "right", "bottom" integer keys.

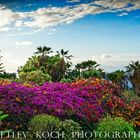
[
  {"left": 72, "top": 78, "right": 140, "bottom": 129},
  {"left": 0, "top": 78, "right": 139, "bottom": 131},
  {"left": 0, "top": 79, "right": 11, "bottom": 86}
]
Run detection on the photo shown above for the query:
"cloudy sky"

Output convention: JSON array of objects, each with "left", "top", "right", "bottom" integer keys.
[{"left": 0, "top": 0, "right": 140, "bottom": 72}]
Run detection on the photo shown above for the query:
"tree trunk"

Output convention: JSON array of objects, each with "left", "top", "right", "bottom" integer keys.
[{"left": 131, "top": 70, "right": 140, "bottom": 96}]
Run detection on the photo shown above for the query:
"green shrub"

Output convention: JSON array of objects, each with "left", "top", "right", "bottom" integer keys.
[
  {"left": 96, "top": 116, "right": 138, "bottom": 140},
  {"left": 19, "top": 70, "right": 51, "bottom": 84},
  {"left": 60, "top": 78, "right": 72, "bottom": 83},
  {"left": 82, "top": 70, "right": 102, "bottom": 79},
  {"left": 18, "top": 72, "right": 27, "bottom": 83},
  {"left": 0, "top": 111, "right": 12, "bottom": 137},
  {"left": 27, "top": 114, "right": 62, "bottom": 140},
  {"left": 27, "top": 115, "right": 82, "bottom": 140},
  {"left": 61, "top": 119, "right": 82, "bottom": 140}
]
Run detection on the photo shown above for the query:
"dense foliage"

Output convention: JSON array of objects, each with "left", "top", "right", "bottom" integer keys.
[
  {"left": 19, "top": 70, "right": 51, "bottom": 84},
  {"left": 28, "top": 115, "right": 82, "bottom": 140},
  {"left": 0, "top": 78, "right": 139, "bottom": 133},
  {"left": 27, "top": 114, "right": 62, "bottom": 140},
  {"left": 96, "top": 116, "right": 138, "bottom": 140}
]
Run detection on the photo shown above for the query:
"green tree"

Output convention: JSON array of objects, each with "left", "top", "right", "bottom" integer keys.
[
  {"left": 86, "top": 60, "right": 99, "bottom": 71},
  {"left": 126, "top": 61, "right": 140, "bottom": 96},
  {"left": 19, "top": 47, "right": 74, "bottom": 82},
  {"left": 126, "top": 61, "right": 140, "bottom": 72},
  {"left": 107, "top": 70, "right": 125, "bottom": 87},
  {"left": 56, "top": 49, "right": 73, "bottom": 62},
  {"left": 46, "top": 55, "right": 66, "bottom": 81},
  {"left": 75, "top": 60, "right": 100, "bottom": 78},
  {"left": 75, "top": 63, "right": 82, "bottom": 78},
  {"left": 56, "top": 49, "right": 73, "bottom": 78},
  {"left": 34, "top": 46, "right": 53, "bottom": 56},
  {"left": 34, "top": 46, "right": 53, "bottom": 67},
  {"left": 0, "top": 72, "right": 16, "bottom": 80}
]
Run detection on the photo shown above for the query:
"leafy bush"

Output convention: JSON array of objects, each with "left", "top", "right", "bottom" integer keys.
[
  {"left": 18, "top": 71, "right": 27, "bottom": 83},
  {"left": 19, "top": 70, "right": 51, "bottom": 84},
  {"left": 96, "top": 116, "right": 138, "bottom": 140},
  {"left": 28, "top": 115, "right": 82, "bottom": 140},
  {"left": 0, "top": 111, "right": 12, "bottom": 137},
  {"left": 60, "top": 78, "right": 72, "bottom": 83},
  {"left": 27, "top": 114, "right": 62, "bottom": 140},
  {"left": 82, "top": 70, "right": 102, "bottom": 78},
  {"left": 61, "top": 119, "right": 82, "bottom": 140}
]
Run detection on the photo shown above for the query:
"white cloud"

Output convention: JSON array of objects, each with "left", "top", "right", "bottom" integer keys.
[
  {"left": 15, "top": 20, "right": 23, "bottom": 27},
  {"left": 15, "top": 41, "right": 33, "bottom": 48},
  {"left": 3, "top": 52, "right": 25, "bottom": 73},
  {"left": 8, "top": 28, "right": 55, "bottom": 36},
  {"left": 0, "top": 7, "right": 14, "bottom": 27},
  {"left": 0, "top": 27, "right": 10, "bottom": 32},
  {"left": 0, "top": 0, "right": 140, "bottom": 30},
  {"left": 118, "top": 12, "right": 128, "bottom": 16},
  {"left": 72, "top": 54, "right": 140, "bottom": 72},
  {"left": 101, "top": 54, "right": 112, "bottom": 59},
  {"left": 67, "top": 0, "right": 80, "bottom": 3},
  {"left": 93, "top": 0, "right": 140, "bottom": 12},
  {"left": 26, "top": 3, "right": 37, "bottom": 7},
  {"left": 92, "top": 54, "right": 140, "bottom": 72}
]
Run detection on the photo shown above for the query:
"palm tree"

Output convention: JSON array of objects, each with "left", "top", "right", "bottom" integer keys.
[
  {"left": 28, "top": 56, "right": 40, "bottom": 69},
  {"left": 75, "top": 60, "right": 99, "bottom": 78},
  {"left": 46, "top": 55, "right": 66, "bottom": 81},
  {"left": 126, "top": 61, "right": 140, "bottom": 72},
  {"left": 34, "top": 46, "right": 53, "bottom": 68},
  {"left": 86, "top": 60, "right": 99, "bottom": 71},
  {"left": 56, "top": 49, "right": 73, "bottom": 78},
  {"left": 56, "top": 49, "right": 73, "bottom": 61},
  {"left": 107, "top": 70, "right": 125, "bottom": 87},
  {"left": 80, "top": 61, "right": 88, "bottom": 71},
  {"left": 125, "top": 61, "right": 140, "bottom": 96},
  {"left": 34, "top": 46, "right": 53, "bottom": 56},
  {"left": 75, "top": 63, "right": 83, "bottom": 78},
  {"left": 80, "top": 60, "right": 99, "bottom": 71}
]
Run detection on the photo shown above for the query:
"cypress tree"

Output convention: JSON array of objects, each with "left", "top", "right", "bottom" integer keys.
[{"left": 0, "top": 50, "right": 4, "bottom": 73}]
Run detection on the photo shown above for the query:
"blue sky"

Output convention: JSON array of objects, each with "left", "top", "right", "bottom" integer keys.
[{"left": 0, "top": 0, "right": 140, "bottom": 72}]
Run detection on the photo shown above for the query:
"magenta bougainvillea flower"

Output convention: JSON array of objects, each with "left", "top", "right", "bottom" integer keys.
[{"left": 0, "top": 78, "right": 139, "bottom": 130}]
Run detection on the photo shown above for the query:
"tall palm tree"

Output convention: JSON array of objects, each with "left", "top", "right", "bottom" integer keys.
[
  {"left": 34, "top": 46, "right": 53, "bottom": 68},
  {"left": 56, "top": 49, "right": 73, "bottom": 62},
  {"left": 34, "top": 46, "right": 53, "bottom": 56},
  {"left": 46, "top": 55, "right": 66, "bottom": 81},
  {"left": 86, "top": 60, "right": 99, "bottom": 71},
  {"left": 75, "top": 63, "right": 83, "bottom": 78},
  {"left": 56, "top": 49, "right": 73, "bottom": 78},
  {"left": 77, "top": 60, "right": 99, "bottom": 71},
  {"left": 107, "top": 70, "right": 125, "bottom": 87},
  {"left": 125, "top": 61, "right": 140, "bottom": 96},
  {"left": 126, "top": 61, "right": 140, "bottom": 72}
]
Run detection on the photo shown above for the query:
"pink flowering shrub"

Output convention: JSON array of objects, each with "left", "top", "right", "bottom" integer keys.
[{"left": 0, "top": 78, "right": 139, "bottom": 131}]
